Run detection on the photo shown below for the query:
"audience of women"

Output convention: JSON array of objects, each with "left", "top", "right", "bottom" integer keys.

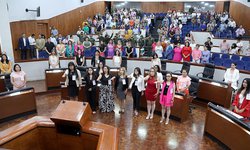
[
  {"left": 224, "top": 63, "right": 240, "bottom": 91},
  {"left": 49, "top": 49, "right": 60, "bottom": 69},
  {"left": 182, "top": 41, "right": 192, "bottom": 62},
  {"left": 74, "top": 48, "right": 85, "bottom": 66},
  {"left": 65, "top": 41, "right": 75, "bottom": 57},
  {"left": 74, "top": 41, "right": 84, "bottom": 55},
  {"left": 84, "top": 67, "right": 97, "bottom": 114},
  {"left": 144, "top": 67, "right": 160, "bottom": 119},
  {"left": 232, "top": 78, "right": 250, "bottom": 118},
  {"left": 62, "top": 62, "right": 82, "bottom": 101},
  {"left": 151, "top": 53, "right": 161, "bottom": 69},
  {"left": 115, "top": 67, "right": 128, "bottom": 113},
  {"left": 10, "top": 64, "right": 26, "bottom": 90},
  {"left": 192, "top": 44, "right": 202, "bottom": 63},
  {"left": 113, "top": 50, "right": 122, "bottom": 67},
  {"left": 201, "top": 47, "right": 210, "bottom": 64},
  {"left": 0, "top": 54, "right": 12, "bottom": 74},
  {"left": 173, "top": 43, "right": 182, "bottom": 62},
  {"left": 128, "top": 67, "right": 145, "bottom": 116},
  {"left": 97, "top": 65, "right": 115, "bottom": 112},
  {"left": 159, "top": 72, "right": 175, "bottom": 124},
  {"left": 176, "top": 69, "right": 191, "bottom": 95}
]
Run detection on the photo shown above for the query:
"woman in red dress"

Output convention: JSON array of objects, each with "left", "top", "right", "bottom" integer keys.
[
  {"left": 232, "top": 78, "right": 250, "bottom": 118},
  {"left": 144, "top": 67, "right": 160, "bottom": 120},
  {"left": 182, "top": 41, "right": 192, "bottom": 62}
]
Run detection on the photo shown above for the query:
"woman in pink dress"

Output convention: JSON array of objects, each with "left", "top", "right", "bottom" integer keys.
[
  {"left": 10, "top": 64, "right": 27, "bottom": 90},
  {"left": 173, "top": 43, "right": 182, "bottom": 62},
  {"left": 159, "top": 72, "right": 175, "bottom": 124},
  {"left": 74, "top": 41, "right": 84, "bottom": 55},
  {"left": 107, "top": 39, "right": 115, "bottom": 57},
  {"left": 144, "top": 67, "right": 160, "bottom": 120}
]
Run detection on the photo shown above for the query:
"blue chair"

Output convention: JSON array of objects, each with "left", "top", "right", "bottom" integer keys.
[
  {"left": 211, "top": 53, "right": 220, "bottom": 63},
  {"left": 213, "top": 57, "right": 223, "bottom": 66},
  {"left": 235, "top": 60, "right": 245, "bottom": 70},
  {"left": 245, "top": 64, "right": 250, "bottom": 71},
  {"left": 231, "top": 55, "right": 240, "bottom": 61},
  {"left": 221, "top": 54, "right": 230, "bottom": 59},
  {"left": 241, "top": 56, "right": 250, "bottom": 62},
  {"left": 223, "top": 59, "right": 233, "bottom": 68}
]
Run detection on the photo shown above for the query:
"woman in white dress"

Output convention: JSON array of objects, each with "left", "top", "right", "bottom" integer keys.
[
  {"left": 113, "top": 50, "right": 122, "bottom": 67},
  {"left": 49, "top": 49, "right": 60, "bottom": 69},
  {"left": 151, "top": 53, "right": 161, "bottom": 69},
  {"left": 224, "top": 62, "right": 240, "bottom": 91},
  {"left": 10, "top": 64, "right": 26, "bottom": 90}
]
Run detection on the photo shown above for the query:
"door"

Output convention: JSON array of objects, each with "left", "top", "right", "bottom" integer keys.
[{"left": 37, "top": 23, "right": 49, "bottom": 39}]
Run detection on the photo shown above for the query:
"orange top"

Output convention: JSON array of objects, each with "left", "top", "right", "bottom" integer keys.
[{"left": 0, "top": 61, "right": 12, "bottom": 74}]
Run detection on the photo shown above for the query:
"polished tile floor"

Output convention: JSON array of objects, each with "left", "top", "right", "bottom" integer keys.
[{"left": 0, "top": 90, "right": 226, "bottom": 150}]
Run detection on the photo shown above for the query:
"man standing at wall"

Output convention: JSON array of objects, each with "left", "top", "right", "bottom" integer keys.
[{"left": 18, "top": 33, "right": 30, "bottom": 60}]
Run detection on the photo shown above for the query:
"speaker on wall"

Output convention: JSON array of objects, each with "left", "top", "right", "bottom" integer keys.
[{"left": 81, "top": 0, "right": 84, "bottom": 3}]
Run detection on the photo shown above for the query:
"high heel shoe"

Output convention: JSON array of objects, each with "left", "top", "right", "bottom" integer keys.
[
  {"left": 160, "top": 117, "right": 165, "bottom": 123},
  {"left": 165, "top": 118, "right": 169, "bottom": 125},
  {"left": 149, "top": 114, "right": 153, "bottom": 119},
  {"left": 146, "top": 115, "right": 150, "bottom": 120}
]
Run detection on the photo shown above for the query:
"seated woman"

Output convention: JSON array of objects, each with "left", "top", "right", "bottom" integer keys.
[
  {"left": 201, "top": 47, "right": 210, "bottom": 64},
  {"left": 10, "top": 64, "right": 26, "bottom": 90},
  {"left": 74, "top": 48, "right": 85, "bottom": 66},
  {"left": 125, "top": 41, "right": 134, "bottom": 58},
  {"left": 74, "top": 41, "right": 84, "bottom": 56},
  {"left": 224, "top": 63, "right": 240, "bottom": 91},
  {"left": 232, "top": 78, "right": 250, "bottom": 118},
  {"left": 65, "top": 40, "right": 75, "bottom": 57},
  {"left": 176, "top": 69, "right": 191, "bottom": 95},
  {"left": 83, "top": 37, "right": 92, "bottom": 57},
  {"left": 49, "top": 49, "right": 60, "bottom": 69},
  {"left": 0, "top": 54, "right": 12, "bottom": 74},
  {"left": 56, "top": 40, "right": 66, "bottom": 57}
]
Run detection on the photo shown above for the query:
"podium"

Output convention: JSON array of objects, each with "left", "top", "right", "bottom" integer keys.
[{"left": 50, "top": 100, "right": 92, "bottom": 135}]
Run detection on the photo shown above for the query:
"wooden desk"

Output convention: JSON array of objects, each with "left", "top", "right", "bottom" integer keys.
[
  {"left": 140, "top": 94, "right": 191, "bottom": 122},
  {"left": 0, "top": 76, "right": 6, "bottom": 93},
  {"left": 204, "top": 103, "right": 250, "bottom": 150},
  {"left": 197, "top": 79, "right": 232, "bottom": 108},
  {"left": 0, "top": 87, "right": 37, "bottom": 122},
  {"left": 45, "top": 68, "right": 66, "bottom": 90}
]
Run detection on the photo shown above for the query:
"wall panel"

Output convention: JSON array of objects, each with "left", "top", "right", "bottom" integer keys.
[
  {"left": 215, "top": 1, "right": 224, "bottom": 12},
  {"left": 141, "top": 2, "right": 184, "bottom": 13},
  {"left": 10, "top": 1, "right": 105, "bottom": 60}
]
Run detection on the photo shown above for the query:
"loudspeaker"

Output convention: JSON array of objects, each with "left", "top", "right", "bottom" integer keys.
[
  {"left": 81, "top": 0, "right": 84, "bottom": 3},
  {"left": 37, "top": 7, "right": 40, "bottom": 17}
]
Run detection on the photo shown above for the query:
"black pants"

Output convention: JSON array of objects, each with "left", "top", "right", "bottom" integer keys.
[
  {"left": 132, "top": 86, "right": 141, "bottom": 111},
  {"left": 86, "top": 88, "right": 96, "bottom": 111},
  {"left": 30, "top": 45, "right": 36, "bottom": 58},
  {"left": 21, "top": 49, "right": 27, "bottom": 60}
]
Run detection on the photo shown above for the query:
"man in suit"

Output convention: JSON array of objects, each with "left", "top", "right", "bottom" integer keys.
[{"left": 18, "top": 33, "right": 30, "bottom": 60}]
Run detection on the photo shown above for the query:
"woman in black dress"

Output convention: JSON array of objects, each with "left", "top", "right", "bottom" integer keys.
[
  {"left": 74, "top": 48, "right": 85, "bottom": 66},
  {"left": 95, "top": 61, "right": 104, "bottom": 76},
  {"left": 84, "top": 67, "right": 97, "bottom": 114},
  {"left": 97, "top": 65, "right": 115, "bottom": 112},
  {"left": 62, "top": 62, "right": 82, "bottom": 101},
  {"left": 125, "top": 41, "right": 134, "bottom": 58}
]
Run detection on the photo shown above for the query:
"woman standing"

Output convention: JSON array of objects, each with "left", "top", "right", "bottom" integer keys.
[
  {"left": 151, "top": 53, "right": 161, "bottom": 69},
  {"left": 0, "top": 54, "right": 12, "bottom": 74},
  {"left": 128, "top": 67, "right": 145, "bottom": 116},
  {"left": 74, "top": 48, "right": 85, "bottom": 66},
  {"left": 107, "top": 39, "right": 115, "bottom": 57},
  {"left": 224, "top": 63, "right": 240, "bottom": 91},
  {"left": 65, "top": 40, "right": 75, "bottom": 57},
  {"left": 113, "top": 50, "right": 122, "bottom": 67},
  {"left": 125, "top": 41, "right": 134, "bottom": 58},
  {"left": 56, "top": 40, "right": 65, "bottom": 57},
  {"left": 192, "top": 44, "right": 202, "bottom": 63},
  {"left": 83, "top": 37, "right": 92, "bottom": 57},
  {"left": 116, "top": 40, "right": 123, "bottom": 54},
  {"left": 74, "top": 41, "right": 84, "bottom": 56},
  {"left": 115, "top": 67, "right": 128, "bottom": 113},
  {"left": 159, "top": 72, "right": 175, "bottom": 124},
  {"left": 84, "top": 67, "right": 97, "bottom": 114},
  {"left": 62, "top": 62, "right": 82, "bottom": 101},
  {"left": 97, "top": 65, "right": 115, "bottom": 112},
  {"left": 155, "top": 41, "right": 163, "bottom": 58},
  {"left": 144, "top": 67, "right": 160, "bottom": 119},
  {"left": 49, "top": 49, "right": 60, "bottom": 69},
  {"left": 182, "top": 41, "right": 192, "bottom": 62},
  {"left": 232, "top": 79, "right": 250, "bottom": 118},
  {"left": 10, "top": 64, "right": 26, "bottom": 90},
  {"left": 96, "top": 61, "right": 104, "bottom": 76},
  {"left": 173, "top": 43, "right": 182, "bottom": 62},
  {"left": 98, "top": 40, "right": 106, "bottom": 57},
  {"left": 176, "top": 69, "right": 191, "bottom": 95}
]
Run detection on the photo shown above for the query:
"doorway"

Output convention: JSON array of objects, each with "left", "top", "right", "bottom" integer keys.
[{"left": 37, "top": 23, "right": 49, "bottom": 39}]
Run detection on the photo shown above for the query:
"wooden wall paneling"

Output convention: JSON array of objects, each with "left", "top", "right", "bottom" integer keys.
[
  {"left": 215, "top": 1, "right": 224, "bottom": 13},
  {"left": 229, "top": 1, "right": 250, "bottom": 35},
  {"left": 141, "top": 2, "right": 184, "bottom": 13}
]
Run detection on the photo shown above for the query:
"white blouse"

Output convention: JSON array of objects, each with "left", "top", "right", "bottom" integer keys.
[
  {"left": 49, "top": 55, "right": 59, "bottom": 69},
  {"left": 224, "top": 68, "right": 240, "bottom": 90}
]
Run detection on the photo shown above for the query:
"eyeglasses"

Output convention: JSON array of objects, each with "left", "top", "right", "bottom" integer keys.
[{"left": 166, "top": 76, "right": 171, "bottom": 77}]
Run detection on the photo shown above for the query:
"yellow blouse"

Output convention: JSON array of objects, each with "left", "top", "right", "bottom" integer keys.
[{"left": 0, "top": 61, "right": 12, "bottom": 74}]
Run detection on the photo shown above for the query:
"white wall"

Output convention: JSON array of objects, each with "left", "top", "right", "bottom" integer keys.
[
  {"left": 6, "top": 0, "right": 99, "bottom": 22},
  {"left": 0, "top": 0, "right": 14, "bottom": 59}
]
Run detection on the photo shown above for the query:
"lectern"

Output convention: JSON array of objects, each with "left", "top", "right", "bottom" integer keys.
[{"left": 50, "top": 100, "right": 92, "bottom": 135}]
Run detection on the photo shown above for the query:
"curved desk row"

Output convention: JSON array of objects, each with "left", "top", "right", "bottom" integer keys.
[
  {"left": 204, "top": 103, "right": 250, "bottom": 150},
  {"left": 0, "top": 87, "right": 37, "bottom": 123}
]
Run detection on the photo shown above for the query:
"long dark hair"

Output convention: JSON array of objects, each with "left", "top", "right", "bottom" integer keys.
[
  {"left": 237, "top": 78, "right": 250, "bottom": 97},
  {"left": 154, "top": 65, "right": 161, "bottom": 73},
  {"left": 1, "top": 54, "right": 9, "bottom": 64},
  {"left": 13, "top": 64, "right": 21, "bottom": 72},
  {"left": 103, "top": 65, "right": 110, "bottom": 75},
  {"left": 85, "top": 67, "right": 96, "bottom": 79},
  {"left": 68, "top": 62, "right": 78, "bottom": 78},
  {"left": 133, "top": 67, "right": 141, "bottom": 77}
]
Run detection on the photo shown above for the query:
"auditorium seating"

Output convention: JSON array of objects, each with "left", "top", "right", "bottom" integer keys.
[{"left": 196, "top": 63, "right": 215, "bottom": 79}]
